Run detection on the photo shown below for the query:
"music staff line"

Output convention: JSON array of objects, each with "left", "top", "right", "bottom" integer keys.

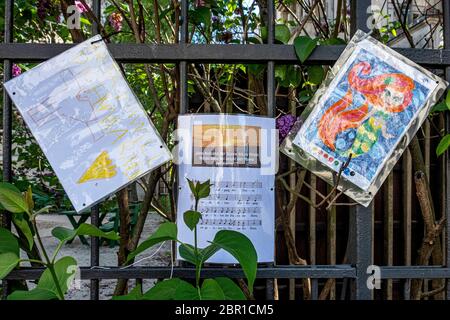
[
  {"left": 198, "top": 206, "right": 262, "bottom": 214},
  {"left": 199, "top": 218, "right": 262, "bottom": 227},
  {"left": 205, "top": 194, "right": 262, "bottom": 201},
  {"left": 211, "top": 181, "right": 263, "bottom": 188}
]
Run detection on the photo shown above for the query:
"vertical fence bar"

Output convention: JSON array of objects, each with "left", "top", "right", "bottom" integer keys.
[
  {"left": 1, "top": 0, "right": 13, "bottom": 300},
  {"left": 327, "top": 185, "right": 337, "bottom": 300},
  {"left": 403, "top": 149, "right": 412, "bottom": 299},
  {"left": 443, "top": 0, "right": 450, "bottom": 300},
  {"left": 423, "top": 120, "right": 431, "bottom": 298},
  {"left": 2, "top": 0, "right": 13, "bottom": 210},
  {"left": 349, "top": 0, "right": 373, "bottom": 300},
  {"left": 265, "top": 0, "right": 275, "bottom": 300},
  {"left": 176, "top": 0, "right": 189, "bottom": 271},
  {"left": 267, "top": 0, "right": 275, "bottom": 118},
  {"left": 179, "top": 0, "right": 188, "bottom": 114},
  {"left": 309, "top": 175, "right": 318, "bottom": 300},
  {"left": 384, "top": 174, "right": 394, "bottom": 299},
  {"left": 89, "top": 0, "right": 102, "bottom": 301}
]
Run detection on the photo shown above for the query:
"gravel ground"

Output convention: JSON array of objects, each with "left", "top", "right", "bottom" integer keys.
[{"left": 20, "top": 212, "right": 171, "bottom": 300}]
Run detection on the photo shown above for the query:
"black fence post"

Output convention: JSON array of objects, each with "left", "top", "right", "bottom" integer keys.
[
  {"left": 2, "top": 0, "right": 13, "bottom": 216},
  {"left": 265, "top": 0, "right": 276, "bottom": 300},
  {"left": 89, "top": 0, "right": 102, "bottom": 301},
  {"left": 349, "top": 0, "right": 374, "bottom": 300},
  {"left": 443, "top": 0, "right": 450, "bottom": 301},
  {"left": 179, "top": 0, "right": 188, "bottom": 114},
  {"left": 1, "top": 0, "right": 14, "bottom": 300}
]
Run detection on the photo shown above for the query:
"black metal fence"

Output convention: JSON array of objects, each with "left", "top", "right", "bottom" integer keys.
[{"left": 1, "top": 0, "right": 450, "bottom": 300}]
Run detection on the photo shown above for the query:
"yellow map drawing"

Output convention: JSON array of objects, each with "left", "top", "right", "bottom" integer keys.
[{"left": 77, "top": 151, "right": 117, "bottom": 183}]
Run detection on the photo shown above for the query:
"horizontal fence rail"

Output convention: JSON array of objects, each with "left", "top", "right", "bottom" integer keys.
[
  {"left": 6, "top": 266, "right": 450, "bottom": 281},
  {"left": 6, "top": 265, "right": 357, "bottom": 280},
  {"left": 0, "top": 44, "right": 449, "bottom": 66}
]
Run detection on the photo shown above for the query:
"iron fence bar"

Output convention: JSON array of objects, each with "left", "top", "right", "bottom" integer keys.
[
  {"left": 266, "top": 0, "right": 275, "bottom": 300},
  {"left": 179, "top": 0, "right": 188, "bottom": 114},
  {"left": 6, "top": 265, "right": 450, "bottom": 281},
  {"left": 176, "top": 0, "right": 189, "bottom": 272},
  {"left": 1, "top": 0, "right": 14, "bottom": 300},
  {"left": 378, "top": 266, "right": 450, "bottom": 279},
  {"left": 89, "top": 0, "right": 102, "bottom": 301},
  {"left": 1, "top": 44, "right": 449, "bottom": 66},
  {"left": 2, "top": 0, "right": 13, "bottom": 185},
  {"left": 6, "top": 265, "right": 357, "bottom": 280},
  {"left": 443, "top": 0, "right": 450, "bottom": 300},
  {"left": 350, "top": 0, "right": 373, "bottom": 301}
]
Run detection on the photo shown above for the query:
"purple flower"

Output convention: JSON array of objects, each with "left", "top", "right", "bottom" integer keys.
[
  {"left": 109, "top": 12, "right": 123, "bottom": 32},
  {"left": 12, "top": 64, "right": 22, "bottom": 77},
  {"left": 75, "top": 1, "right": 88, "bottom": 13},
  {"left": 276, "top": 114, "right": 297, "bottom": 142}
]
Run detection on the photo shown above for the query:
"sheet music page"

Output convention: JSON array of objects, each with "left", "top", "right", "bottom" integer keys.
[{"left": 176, "top": 114, "right": 277, "bottom": 263}]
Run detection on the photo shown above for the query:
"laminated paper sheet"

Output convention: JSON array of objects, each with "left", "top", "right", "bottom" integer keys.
[
  {"left": 176, "top": 114, "right": 277, "bottom": 263},
  {"left": 4, "top": 35, "right": 172, "bottom": 212},
  {"left": 281, "top": 30, "right": 448, "bottom": 206}
]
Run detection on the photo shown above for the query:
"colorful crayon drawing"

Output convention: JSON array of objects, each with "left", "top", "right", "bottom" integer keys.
[{"left": 296, "top": 47, "right": 433, "bottom": 190}]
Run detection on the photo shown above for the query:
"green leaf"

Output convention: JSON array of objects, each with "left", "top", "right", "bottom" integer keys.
[
  {"left": 211, "top": 230, "right": 257, "bottom": 294},
  {"left": 294, "top": 36, "right": 318, "bottom": 63},
  {"left": 51, "top": 227, "right": 76, "bottom": 242},
  {"left": 112, "top": 284, "right": 143, "bottom": 300},
  {"left": 184, "top": 210, "right": 202, "bottom": 231},
  {"left": 197, "top": 180, "right": 211, "bottom": 199},
  {"left": 52, "top": 223, "right": 119, "bottom": 243},
  {"left": 299, "top": 89, "right": 313, "bottom": 103},
  {"left": 191, "top": 7, "right": 211, "bottom": 26},
  {"left": 178, "top": 243, "right": 197, "bottom": 265},
  {"left": 437, "top": 134, "right": 450, "bottom": 156},
  {"left": 261, "top": 24, "right": 291, "bottom": 44},
  {"left": 275, "top": 24, "right": 291, "bottom": 44},
  {"left": 127, "top": 222, "right": 177, "bottom": 262},
  {"left": 321, "top": 37, "right": 346, "bottom": 45},
  {"left": 12, "top": 213, "right": 34, "bottom": 250},
  {"left": 246, "top": 37, "right": 261, "bottom": 44},
  {"left": 186, "top": 179, "right": 211, "bottom": 200},
  {"left": 187, "top": 178, "right": 197, "bottom": 197},
  {"left": 0, "top": 253, "right": 20, "bottom": 279},
  {"left": 143, "top": 279, "right": 199, "bottom": 300},
  {"left": 200, "top": 279, "right": 225, "bottom": 300},
  {"left": 287, "top": 65, "right": 302, "bottom": 87},
  {"left": 0, "top": 227, "right": 19, "bottom": 256},
  {"left": 0, "top": 182, "right": 29, "bottom": 214},
  {"left": 308, "top": 65, "right": 324, "bottom": 85},
  {"left": 37, "top": 256, "right": 77, "bottom": 299},
  {"left": 215, "top": 277, "right": 246, "bottom": 300},
  {"left": 275, "top": 65, "right": 287, "bottom": 82},
  {"left": 199, "top": 243, "right": 220, "bottom": 264},
  {"left": 446, "top": 90, "right": 450, "bottom": 108},
  {"left": 25, "top": 186, "right": 34, "bottom": 212},
  {"left": 247, "top": 64, "right": 265, "bottom": 77},
  {"left": 7, "top": 288, "right": 59, "bottom": 300},
  {"left": 80, "top": 17, "right": 91, "bottom": 26},
  {"left": 430, "top": 102, "right": 449, "bottom": 114}
]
